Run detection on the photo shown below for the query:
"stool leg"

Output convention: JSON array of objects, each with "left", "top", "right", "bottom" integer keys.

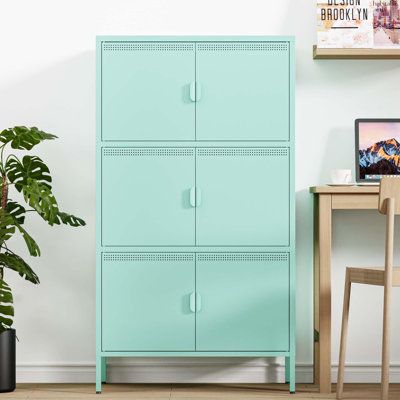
[
  {"left": 337, "top": 270, "right": 351, "bottom": 399},
  {"left": 381, "top": 282, "right": 392, "bottom": 400}
]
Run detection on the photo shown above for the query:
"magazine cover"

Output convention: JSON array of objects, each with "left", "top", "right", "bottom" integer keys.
[
  {"left": 317, "top": 0, "right": 373, "bottom": 48},
  {"left": 373, "top": 1, "right": 400, "bottom": 47}
]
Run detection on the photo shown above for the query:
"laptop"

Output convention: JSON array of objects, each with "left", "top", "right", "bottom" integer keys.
[{"left": 356, "top": 118, "right": 400, "bottom": 185}]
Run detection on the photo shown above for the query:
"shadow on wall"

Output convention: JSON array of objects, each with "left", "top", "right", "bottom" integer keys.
[
  {"left": 320, "top": 127, "right": 355, "bottom": 183},
  {"left": 0, "top": 51, "right": 96, "bottom": 362},
  {"left": 0, "top": 51, "right": 95, "bottom": 133},
  {"left": 0, "top": 50, "right": 95, "bottom": 193},
  {"left": 295, "top": 188, "right": 314, "bottom": 365}
]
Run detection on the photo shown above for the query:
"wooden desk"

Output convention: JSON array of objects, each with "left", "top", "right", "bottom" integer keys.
[{"left": 310, "top": 185, "right": 380, "bottom": 394}]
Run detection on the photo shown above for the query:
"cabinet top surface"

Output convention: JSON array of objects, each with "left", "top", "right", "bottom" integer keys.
[
  {"left": 96, "top": 35, "right": 295, "bottom": 43},
  {"left": 310, "top": 185, "right": 379, "bottom": 194}
]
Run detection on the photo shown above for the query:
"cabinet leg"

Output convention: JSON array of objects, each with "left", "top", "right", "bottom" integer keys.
[
  {"left": 96, "top": 354, "right": 102, "bottom": 394},
  {"left": 289, "top": 355, "right": 296, "bottom": 394},
  {"left": 102, "top": 357, "right": 107, "bottom": 383},
  {"left": 285, "top": 356, "right": 290, "bottom": 384}
]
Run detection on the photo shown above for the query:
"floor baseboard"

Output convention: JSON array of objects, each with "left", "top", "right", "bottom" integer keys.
[{"left": 16, "top": 361, "right": 400, "bottom": 384}]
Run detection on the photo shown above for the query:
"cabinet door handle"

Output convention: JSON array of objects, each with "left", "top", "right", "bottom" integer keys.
[
  {"left": 196, "top": 187, "right": 202, "bottom": 207},
  {"left": 196, "top": 293, "right": 202, "bottom": 312},
  {"left": 189, "top": 186, "right": 196, "bottom": 207},
  {"left": 195, "top": 82, "right": 202, "bottom": 102},
  {"left": 189, "top": 292, "right": 196, "bottom": 313},
  {"left": 189, "top": 82, "right": 201, "bottom": 102},
  {"left": 189, "top": 82, "right": 196, "bottom": 102}
]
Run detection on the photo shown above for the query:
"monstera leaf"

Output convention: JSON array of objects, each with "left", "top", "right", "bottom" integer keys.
[
  {"left": 55, "top": 211, "right": 86, "bottom": 227},
  {"left": 22, "top": 178, "right": 59, "bottom": 225},
  {"left": 0, "top": 209, "right": 16, "bottom": 244},
  {"left": 1, "top": 204, "right": 40, "bottom": 257},
  {"left": 6, "top": 201, "right": 26, "bottom": 224},
  {"left": 15, "top": 223, "right": 41, "bottom": 257},
  {"left": 0, "top": 252, "right": 39, "bottom": 284},
  {"left": 6, "top": 155, "right": 52, "bottom": 192},
  {"left": 0, "top": 279, "right": 14, "bottom": 333},
  {"left": 0, "top": 126, "right": 57, "bottom": 150}
]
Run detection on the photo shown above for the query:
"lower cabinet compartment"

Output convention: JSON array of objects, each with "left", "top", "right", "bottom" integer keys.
[
  {"left": 102, "top": 253, "right": 195, "bottom": 351},
  {"left": 196, "top": 253, "right": 289, "bottom": 351},
  {"left": 101, "top": 252, "right": 289, "bottom": 352}
]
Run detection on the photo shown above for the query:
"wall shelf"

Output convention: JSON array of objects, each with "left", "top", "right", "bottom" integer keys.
[{"left": 313, "top": 45, "right": 400, "bottom": 60}]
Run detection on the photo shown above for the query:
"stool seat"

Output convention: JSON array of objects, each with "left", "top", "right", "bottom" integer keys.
[{"left": 347, "top": 267, "right": 400, "bottom": 287}]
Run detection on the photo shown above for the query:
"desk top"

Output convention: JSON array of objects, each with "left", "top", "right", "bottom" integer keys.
[{"left": 310, "top": 185, "right": 379, "bottom": 194}]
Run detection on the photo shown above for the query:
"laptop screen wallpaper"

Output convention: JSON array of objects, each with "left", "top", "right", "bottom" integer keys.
[{"left": 359, "top": 122, "right": 400, "bottom": 180}]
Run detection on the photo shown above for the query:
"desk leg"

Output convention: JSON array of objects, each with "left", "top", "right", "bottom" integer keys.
[{"left": 314, "top": 194, "right": 332, "bottom": 394}]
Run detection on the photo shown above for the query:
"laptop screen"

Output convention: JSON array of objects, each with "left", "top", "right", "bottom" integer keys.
[{"left": 357, "top": 119, "right": 400, "bottom": 182}]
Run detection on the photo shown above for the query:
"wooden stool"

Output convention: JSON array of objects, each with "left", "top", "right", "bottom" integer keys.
[{"left": 337, "top": 177, "right": 400, "bottom": 400}]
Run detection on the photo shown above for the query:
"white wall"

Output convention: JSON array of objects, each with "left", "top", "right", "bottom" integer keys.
[{"left": 1, "top": 0, "right": 400, "bottom": 384}]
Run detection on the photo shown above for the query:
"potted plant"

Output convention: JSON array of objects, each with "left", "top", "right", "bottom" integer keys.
[{"left": 0, "top": 126, "right": 85, "bottom": 392}]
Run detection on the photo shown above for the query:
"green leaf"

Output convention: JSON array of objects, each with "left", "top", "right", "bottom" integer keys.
[
  {"left": 6, "top": 155, "right": 52, "bottom": 192},
  {"left": 0, "top": 126, "right": 57, "bottom": 150},
  {"left": 0, "top": 252, "right": 39, "bottom": 284},
  {"left": 1, "top": 205, "right": 40, "bottom": 256},
  {"left": 14, "top": 223, "right": 41, "bottom": 257},
  {"left": 0, "top": 279, "right": 14, "bottom": 333},
  {"left": 22, "top": 178, "right": 59, "bottom": 225},
  {"left": 55, "top": 211, "right": 86, "bottom": 227},
  {"left": 6, "top": 201, "right": 26, "bottom": 224},
  {"left": 0, "top": 209, "right": 16, "bottom": 244}
]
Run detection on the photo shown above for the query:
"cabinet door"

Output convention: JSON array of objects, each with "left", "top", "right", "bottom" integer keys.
[
  {"left": 102, "top": 253, "right": 195, "bottom": 351},
  {"left": 102, "top": 42, "right": 195, "bottom": 141},
  {"left": 196, "top": 148, "right": 290, "bottom": 246},
  {"left": 196, "top": 253, "right": 289, "bottom": 351},
  {"left": 196, "top": 42, "right": 290, "bottom": 141},
  {"left": 102, "top": 148, "right": 195, "bottom": 246}
]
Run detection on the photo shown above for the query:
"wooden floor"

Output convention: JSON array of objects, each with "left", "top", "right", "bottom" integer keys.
[{"left": 1, "top": 384, "right": 400, "bottom": 399}]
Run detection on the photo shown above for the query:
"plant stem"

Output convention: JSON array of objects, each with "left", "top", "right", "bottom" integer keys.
[
  {"left": 0, "top": 144, "right": 5, "bottom": 173},
  {"left": 1, "top": 174, "right": 8, "bottom": 210}
]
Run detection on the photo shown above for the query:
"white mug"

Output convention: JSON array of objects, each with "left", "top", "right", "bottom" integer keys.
[{"left": 331, "top": 169, "right": 352, "bottom": 184}]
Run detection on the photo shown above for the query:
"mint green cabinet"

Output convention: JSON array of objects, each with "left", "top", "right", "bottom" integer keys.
[
  {"left": 102, "top": 42, "right": 195, "bottom": 141},
  {"left": 196, "top": 42, "right": 289, "bottom": 141},
  {"left": 97, "top": 36, "right": 295, "bottom": 394},
  {"left": 196, "top": 148, "right": 289, "bottom": 246},
  {"left": 196, "top": 253, "right": 289, "bottom": 351},
  {"left": 102, "top": 253, "right": 195, "bottom": 351},
  {"left": 101, "top": 148, "right": 195, "bottom": 246}
]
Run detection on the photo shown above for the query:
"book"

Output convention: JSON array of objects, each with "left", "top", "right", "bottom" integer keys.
[
  {"left": 373, "top": 1, "right": 400, "bottom": 48},
  {"left": 317, "top": 0, "right": 373, "bottom": 48}
]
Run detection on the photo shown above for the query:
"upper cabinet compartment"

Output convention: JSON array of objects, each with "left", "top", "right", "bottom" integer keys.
[
  {"left": 101, "top": 42, "right": 195, "bottom": 141},
  {"left": 196, "top": 42, "right": 290, "bottom": 141}
]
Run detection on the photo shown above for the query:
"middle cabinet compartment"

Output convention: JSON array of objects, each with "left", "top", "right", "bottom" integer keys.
[{"left": 101, "top": 147, "right": 290, "bottom": 247}]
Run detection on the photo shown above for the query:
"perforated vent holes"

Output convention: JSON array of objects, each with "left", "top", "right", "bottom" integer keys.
[
  {"left": 103, "top": 148, "right": 194, "bottom": 157},
  {"left": 197, "top": 253, "right": 288, "bottom": 262},
  {"left": 102, "top": 42, "right": 194, "bottom": 52},
  {"left": 196, "top": 148, "right": 288, "bottom": 157},
  {"left": 103, "top": 253, "right": 195, "bottom": 262},
  {"left": 197, "top": 42, "right": 288, "bottom": 52}
]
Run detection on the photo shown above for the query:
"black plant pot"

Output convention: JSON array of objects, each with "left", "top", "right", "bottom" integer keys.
[{"left": 0, "top": 329, "right": 16, "bottom": 392}]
